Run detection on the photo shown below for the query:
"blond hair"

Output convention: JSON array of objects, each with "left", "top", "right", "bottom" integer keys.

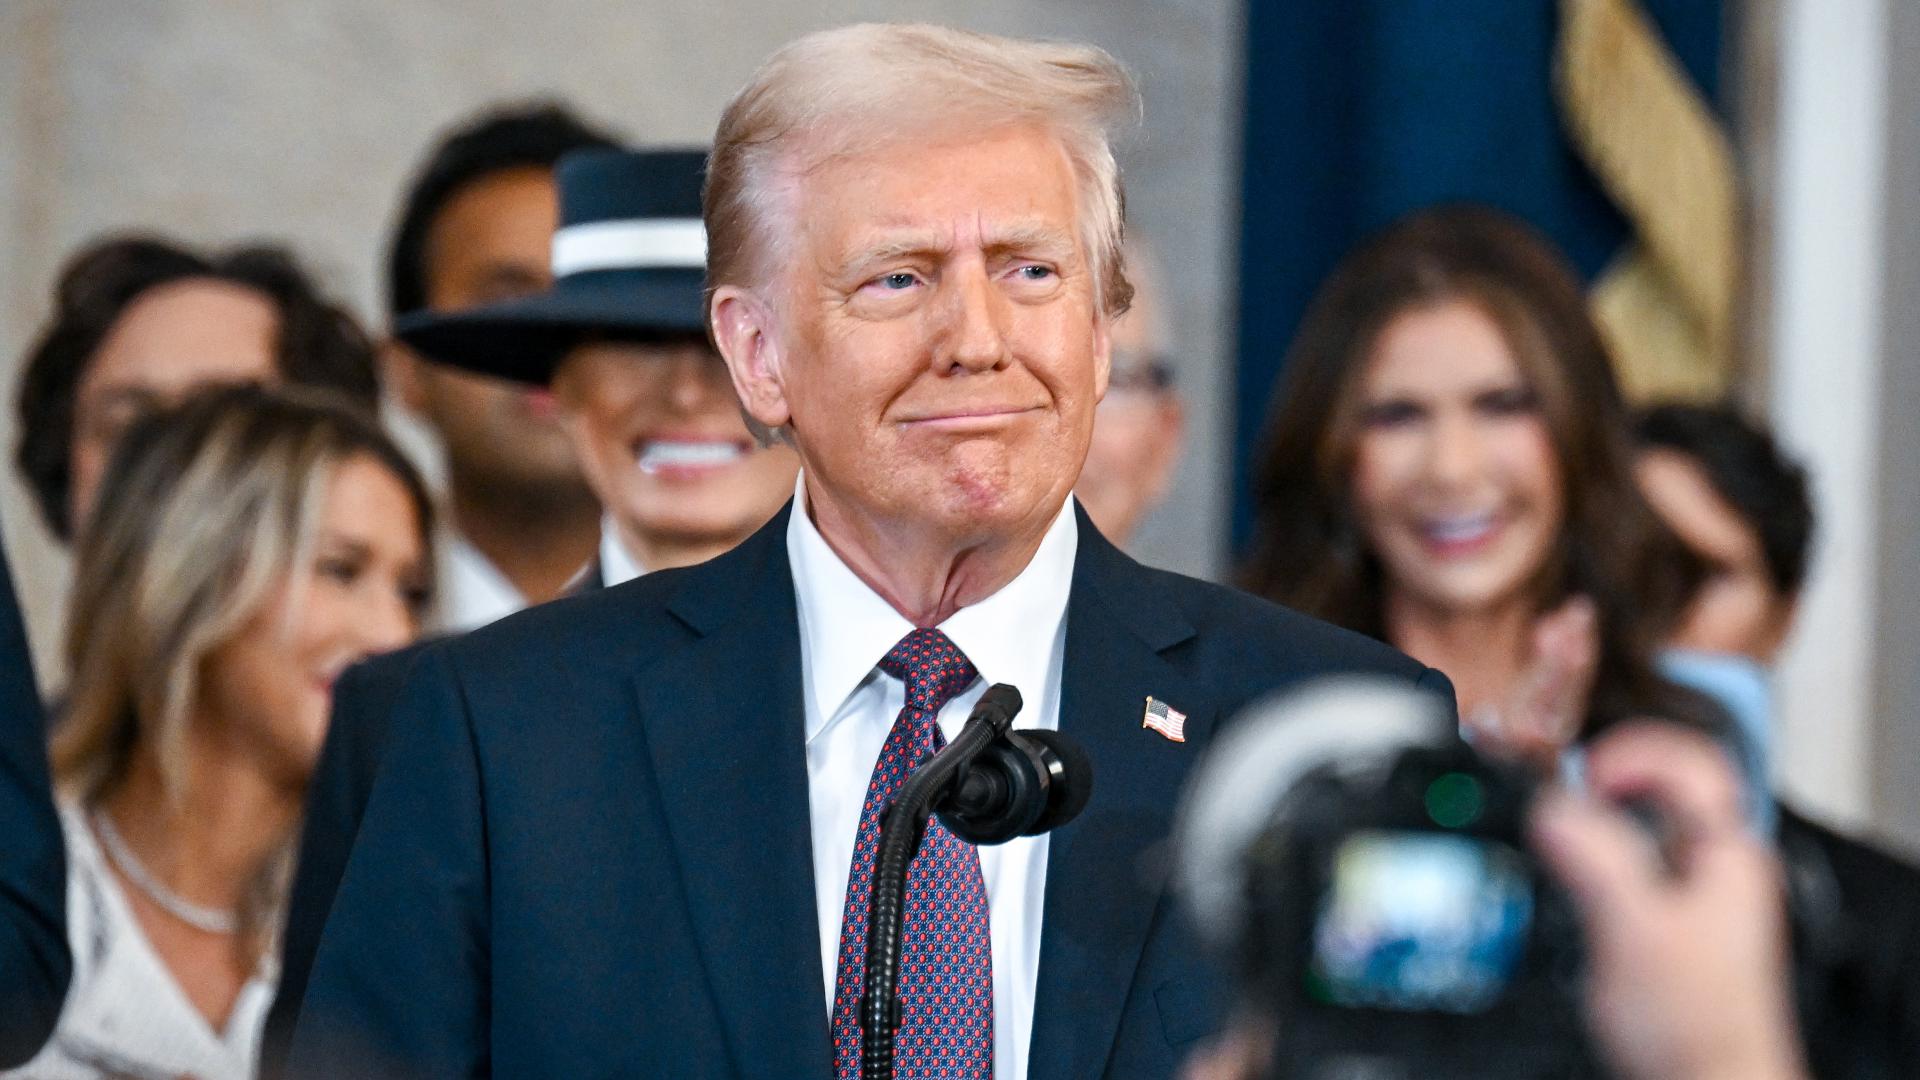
[
  {"left": 55, "top": 384, "right": 432, "bottom": 956},
  {"left": 705, "top": 22, "right": 1139, "bottom": 320}
]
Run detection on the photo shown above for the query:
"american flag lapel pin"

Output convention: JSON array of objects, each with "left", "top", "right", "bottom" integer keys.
[{"left": 1142, "top": 695, "right": 1187, "bottom": 743}]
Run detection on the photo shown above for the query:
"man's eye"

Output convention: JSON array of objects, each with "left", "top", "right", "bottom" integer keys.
[
  {"left": 318, "top": 558, "right": 361, "bottom": 585},
  {"left": 877, "top": 272, "right": 918, "bottom": 291},
  {"left": 1016, "top": 265, "right": 1054, "bottom": 281},
  {"left": 80, "top": 399, "right": 160, "bottom": 442}
]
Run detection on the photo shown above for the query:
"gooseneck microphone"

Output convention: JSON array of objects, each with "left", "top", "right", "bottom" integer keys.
[{"left": 859, "top": 683, "right": 1092, "bottom": 1080}]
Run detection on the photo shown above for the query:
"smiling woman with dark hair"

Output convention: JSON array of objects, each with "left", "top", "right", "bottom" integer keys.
[
  {"left": 1241, "top": 204, "right": 1718, "bottom": 756},
  {"left": 1228, "top": 202, "right": 1812, "bottom": 1080}
]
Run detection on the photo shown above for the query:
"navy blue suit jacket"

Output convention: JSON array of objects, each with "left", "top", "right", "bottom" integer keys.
[
  {"left": 0, "top": 529, "right": 68, "bottom": 1065},
  {"left": 262, "top": 549, "right": 617, "bottom": 1079},
  {"left": 288, "top": 505, "right": 1451, "bottom": 1078},
  {"left": 260, "top": 641, "right": 426, "bottom": 1080}
]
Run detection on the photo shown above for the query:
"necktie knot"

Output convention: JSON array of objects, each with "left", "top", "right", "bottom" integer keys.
[{"left": 878, "top": 627, "right": 978, "bottom": 716}]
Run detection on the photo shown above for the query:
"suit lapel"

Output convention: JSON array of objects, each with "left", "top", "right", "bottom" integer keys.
[
  {"left": 628, "top": 507, "right": 832, "bottom": 1074},
  {"left": 1030, "top": 514, "right": 1208, "bottom": 1078}
]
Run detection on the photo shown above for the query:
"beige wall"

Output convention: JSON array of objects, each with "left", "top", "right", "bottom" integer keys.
[
  {"left": 1868, "top": 0, "right": 1920, "bottom": 848},
  {"left": 1751, "top": 0, "right": 1920, "bottom": 848},
  {"left": 0, "top": 0, "right": 1244, "bottom": 683}
]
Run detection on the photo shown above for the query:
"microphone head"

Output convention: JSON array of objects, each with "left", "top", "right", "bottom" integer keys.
[
  {"left": 1016, "top": 728, "right": 1093, "bottom": 834},
  {"left": 974, "top": 683, "right": 1024, "bottom": 736}
]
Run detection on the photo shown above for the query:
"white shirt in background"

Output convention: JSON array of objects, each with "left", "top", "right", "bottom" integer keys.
[
  {"left": 441, "top": 516, "right": 647, "bottom": 631},
  {"left": 787, "top": 473, "right": 1077, "bottom": 1080},
  {"left": 435, "top": 532, "right": 526, "bottom": 633},
  {"left": 597, "top": 514, "right": 646, "bottom": 589}
]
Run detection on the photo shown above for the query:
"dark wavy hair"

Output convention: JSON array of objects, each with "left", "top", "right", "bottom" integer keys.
[
  {"left": 1240, "top": 205, "right": 1713, "bottom": 738},
  {"left": 15, "top": 235, "right": 381, "bottom": 540}
]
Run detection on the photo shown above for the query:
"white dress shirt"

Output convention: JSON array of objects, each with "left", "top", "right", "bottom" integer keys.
[
  {"left": 434, "top": 531, "right": 527, "bottom": 633},
  {"left": 597, "top": 514, "right": 647, "bottom": 588},
  {"left": 443, "top": 518, "right": 645, "bottom": 631},
  {"left": 788, "top": 474, "right": 1077, "bottom": 1080},
  {"left": 2, "top": 803, "right": 275, "bottom": 1080}
]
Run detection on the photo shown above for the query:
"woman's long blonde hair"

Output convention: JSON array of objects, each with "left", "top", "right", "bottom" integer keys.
[{"left": 54, "top": 384, "right": 432, "bottom": 953}]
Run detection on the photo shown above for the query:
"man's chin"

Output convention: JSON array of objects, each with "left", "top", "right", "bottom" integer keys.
[
  {"left": 802, "top": 458, "right": 1062, "bottom": 538},
  {"left": 925, "top": 484, "right": 1067, "bottom": 545}
]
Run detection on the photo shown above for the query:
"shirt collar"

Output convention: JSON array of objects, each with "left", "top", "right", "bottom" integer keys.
[
  {"left": 599, "top": 514, "right": 648, "bottom": 587},
  {"left": 436, "top": 531, "right": 526, "bottom": 631},
  {"left": 787, "top": 471, "right": 1078, "bottom": 744}
]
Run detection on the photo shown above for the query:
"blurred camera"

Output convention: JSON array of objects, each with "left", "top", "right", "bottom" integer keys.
[{"left": 1175, "top": 679, "right": 1599, "bottom": 1080}]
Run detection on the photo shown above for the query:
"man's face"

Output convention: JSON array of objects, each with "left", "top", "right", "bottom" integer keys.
[
  {"left": 724, "top": 124, "right": 1109, "bottom": 546},
  {"left": 71, "top": 278, "right": 280, "bottom": 533},
  {"left": 1076, "top": 276, "right": 1182, "bottom": 545},
  {"left": 552, "top": 337, "right": 798, "bottom": 559},
  {"left": 392, "top": 166, "right": 586, "bottom": 497},
  {"left": 1636, "top": 448, "right": 1796, "bottom": 664}
]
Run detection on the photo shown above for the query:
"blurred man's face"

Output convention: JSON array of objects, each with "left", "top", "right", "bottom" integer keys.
[
  {"left": 71, "top": 278, "right": 280, "bottom": 533},
  {"left": 1635, "top": 449, "right": 1796, "bottom": 664},
  {"left": 1075, "top": 277, "right": 1182, "bottom": 545},
  {"left": 722, "top": 124, "right": 1109, "bottom": 548},
  {"left": 390, "top": 166, "right": 589, "bottom": 499}
]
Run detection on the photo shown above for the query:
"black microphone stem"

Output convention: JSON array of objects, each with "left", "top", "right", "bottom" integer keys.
[{"left": 859, "top": 686, "right": 1016, "bottom": 1080}]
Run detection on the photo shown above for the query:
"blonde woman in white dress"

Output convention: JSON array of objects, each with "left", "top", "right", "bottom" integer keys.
[{"left": 7, "top": 384, "right": 432, "bottom": 1079}]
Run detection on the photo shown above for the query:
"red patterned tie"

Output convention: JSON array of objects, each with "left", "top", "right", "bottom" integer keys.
[{"left": 830, "top": 627, "right": 994, "bottom": 1079}]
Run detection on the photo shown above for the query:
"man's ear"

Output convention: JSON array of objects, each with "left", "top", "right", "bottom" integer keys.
[
  {"left": 381, "top": 337, "right": 431, "bottom": 414},
  {"left": 1091, "top": 313, "right": 1113, "bottom": 404},
  {"left": 1760, "top": 594, "right": 1802, "bottom": 665},
  {"left": 710, "top": 286, "right": 792, "bottom": 431}
]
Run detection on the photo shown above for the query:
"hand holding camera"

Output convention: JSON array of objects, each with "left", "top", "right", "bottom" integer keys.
[
  {"left": 1177, "top": 679, "right": 1809, "bottom": 1080},
  {"left": 1531, "top": 723, "right": 1807, "bottom": 1080}
]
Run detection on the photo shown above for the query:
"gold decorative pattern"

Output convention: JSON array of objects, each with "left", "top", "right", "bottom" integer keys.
[{"left": 1556, "top": 0, "right": 1740, "bottom": 401}]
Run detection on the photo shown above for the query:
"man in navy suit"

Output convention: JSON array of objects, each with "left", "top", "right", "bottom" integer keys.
[
  {"left": 288, "top": 24, "right": 1452, "bottom": 1079},
  {"left": 0, "top": 526, "right": 68, "bottom": 1066}
]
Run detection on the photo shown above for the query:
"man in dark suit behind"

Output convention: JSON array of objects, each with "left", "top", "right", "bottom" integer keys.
[
  {"left": 288, "top": 24, "right": 1453, "bottom": 1079},
  {"left": 0, "top": 525, "right": 68, "bottom": 1065}
]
